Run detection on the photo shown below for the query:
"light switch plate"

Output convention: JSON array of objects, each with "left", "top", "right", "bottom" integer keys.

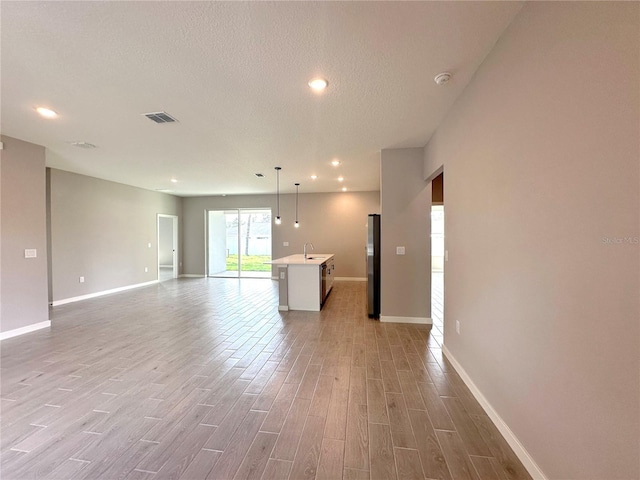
[
  {"left": 396, "top": 246, "right": 405, "bottom": 255},
  {"left": 445, "top": 250, "right": 449, "bottom": 261},
  {"left": 24, "top": 249, "right": 37, "bottom": 258},
  {"left": 283, "top": 242, "right": 289, "bottom": 247}
]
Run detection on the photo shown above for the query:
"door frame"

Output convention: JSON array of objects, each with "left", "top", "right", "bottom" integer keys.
[{"left": 157, "top": 214, "right": 179, "bottom": 280}]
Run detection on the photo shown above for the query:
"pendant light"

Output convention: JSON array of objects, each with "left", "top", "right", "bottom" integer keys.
[
  {"left": 274, "top": 167, "right": 282, "bottom": 225},
  {"left": 294, "top": 183, "right": 300, "bottom": 228}
]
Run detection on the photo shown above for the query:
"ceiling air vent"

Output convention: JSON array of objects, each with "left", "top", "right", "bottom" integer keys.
[
  {"left": 142, "top": 111, "right": 178, "bottom": 124},
  {"left": 69, "top": 141, "right": 97, "bottom": 149}
]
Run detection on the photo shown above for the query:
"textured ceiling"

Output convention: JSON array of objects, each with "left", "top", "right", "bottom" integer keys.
[{"left": 1, "top": 1, "right": 522, "bottom": 196}]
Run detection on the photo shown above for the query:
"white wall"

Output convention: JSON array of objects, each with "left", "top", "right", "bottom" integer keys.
[
  {"left": 0, "top": 136, "right": 49, "bottom": 334},
  {"left": 423, "top": 3, "right": 639, "bottom": 479}
]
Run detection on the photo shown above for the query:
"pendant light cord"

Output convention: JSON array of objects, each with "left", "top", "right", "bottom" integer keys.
[{"left": 295, "top": 183, "right": 299, "bottom": 221}]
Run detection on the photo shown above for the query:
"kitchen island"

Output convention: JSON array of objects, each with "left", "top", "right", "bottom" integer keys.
[{"left": 271, "top": 254, "right": 335, "bottom": 311}]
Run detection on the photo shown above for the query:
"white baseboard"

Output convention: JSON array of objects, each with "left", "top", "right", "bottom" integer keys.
[
  {"left": 1, "top": 320, "right": 51, "bottom": 341},
  {"left": 442, "top": 345, "right": 547, "bottom": 480},
  {"left": 334, "top": 277, "right": 366, "bottom": 282},
  {"left": 179, "top": 274, "right": 205, "bottom": 278},
  {"left": 380, "top": 316, "right": 432, "bottom": 325},
  {"left": 51, "top": 280, "right": 159, "bottom": 306}
]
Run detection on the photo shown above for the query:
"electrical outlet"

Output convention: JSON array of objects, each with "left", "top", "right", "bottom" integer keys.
[
  {"left": 279, "top": 271, "right": 286, "bottom": 279},
  {"left": 24, "top": 249, "right": 37, "bottom": 258},
  {"left": 396, "top": 246, "right": 405, "bottom": 255},
  {"left": 456, "top": 320, "right": 460, "bottom": 334},
  {"left": 79, "top": 276, "right": 85, "bottom": 283}
]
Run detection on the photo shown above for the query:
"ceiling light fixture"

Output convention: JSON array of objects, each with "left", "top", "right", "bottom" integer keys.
[
  {"left": 338, "top": 176, "right": 344, "bottom": 182},
  {"left": 331, "top": 159, "right": 340, "bottom": 167},
  {"left": 342, "top": 187, "right": 348, "bottom": 192},
  {"left": 171, "top": 178, "right": 178, "bottom": 183},
  {"left": 274, "top": 167, "right": 282, "bottom": 225},
  {"left": 36, "top": 107, "right": 58, "bottom": 118},
  {"left": 294, "top": 183, "right": 300, "bottom": 228},
  {"left": 308, "top": 78, "right": 328, "bottom": 92},
  {"left": 434, "top": 72, "right": 452, "bottom": 86},
  {"left": 310, "top": 175, "right": 317, "bottom": 180}
]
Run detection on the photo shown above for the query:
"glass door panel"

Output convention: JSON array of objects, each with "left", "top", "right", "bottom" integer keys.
[
  {"left": 207, "top": 210, "right": 239, "bottom": 277},
  {"left": 208, "top": 209, "right": 271, "bottom": 278},
  {"left": 239, "top": 210, "right": 272, "bottom": 278}
]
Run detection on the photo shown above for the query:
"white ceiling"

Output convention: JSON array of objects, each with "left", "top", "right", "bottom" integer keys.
[{"left": 1, "top": 1, "right": 522, "bottom": 196}]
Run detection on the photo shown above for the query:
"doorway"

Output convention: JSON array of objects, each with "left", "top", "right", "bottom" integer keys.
[
  {"left": 207, "top": 209, "right": 272, "bottom": 278},
  {"left": 431, "top": 173, "right": 444, "bottom": 330},
  {"left": 158, "top": 214, "right": 178, "bottom": 281}
]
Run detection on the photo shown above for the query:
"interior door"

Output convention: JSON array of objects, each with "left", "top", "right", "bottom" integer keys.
[{"left": 157, "top": 214, "right": 178, "bottom": 281}]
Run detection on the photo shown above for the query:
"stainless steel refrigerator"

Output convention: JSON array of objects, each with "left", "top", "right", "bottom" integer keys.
[{"left": 367, "top": 214, "right": 381, "bottom": 319}]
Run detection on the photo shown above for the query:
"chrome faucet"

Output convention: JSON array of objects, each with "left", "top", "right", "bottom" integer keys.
[{"left": 304, "top": 242, "right": 314, "bottom": 259}]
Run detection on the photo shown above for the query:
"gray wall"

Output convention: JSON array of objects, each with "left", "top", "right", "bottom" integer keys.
[
  {"left": 423, "top": 2, "right": 639, "bottom": 479},
  {"left": 183, "top": 191, "right": 380, "bottom": 278},
  {"left": 49, "top": 169, "right": 182, "bottom": 302},
  {"left": 0, "top": 136, "right": 49, "bottom": 333},
  {"left": 380, "top": 148, "right": 431, "bottom": 321}
]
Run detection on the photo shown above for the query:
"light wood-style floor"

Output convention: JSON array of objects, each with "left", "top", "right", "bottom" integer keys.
[{"left": 1, "top": 279, "right": 531, "bottom": 480}]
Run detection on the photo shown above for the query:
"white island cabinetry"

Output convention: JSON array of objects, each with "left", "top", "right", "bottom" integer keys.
[{"left": 271, "top": 254, "right": 335, "bottom": 312}]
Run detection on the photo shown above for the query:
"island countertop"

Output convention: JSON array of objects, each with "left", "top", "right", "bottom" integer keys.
[{"left": 270, "top": 254, "right": 334, "bottom": 265}]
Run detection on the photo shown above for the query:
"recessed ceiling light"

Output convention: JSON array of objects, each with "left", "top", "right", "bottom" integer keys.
[
  {"left": 342, "top": 187, "right": 348, "bottom": 192},
  {"left": 255, "top": 173, "right": 265, "bottom": 178},
  {"left": 308, "top": 78, "right": 328, "bottom": 92},
  {"left": 310, "top": 175, "right": 317, "bottom": 180},
  {"left": 156, "top": 189, "right": 172, "bottom": 193},
  {"left": 338, "top": 176, "right": 344, "bottom": 182},
  {"left": 331, "top": 159, "right": 340, "bottom": 167},
  {"left": 36, "top": 107, "right": 58, "bottom": 118},
  {"left": 170, "top": 178, "right": 178, "bottom": 183}
]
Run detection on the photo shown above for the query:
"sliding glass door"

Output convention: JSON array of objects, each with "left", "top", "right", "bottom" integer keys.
[{"left": 207, "top": 209, "right": 272, "bottom": 278}]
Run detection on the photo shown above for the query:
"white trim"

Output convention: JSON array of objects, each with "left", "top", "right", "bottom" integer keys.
[
  {"left": 1, "top": 321, "right": 51, "bottom": 340},
  {"left": 442, "top": 345, "right": 548, "bottom": 480},
  {"left": 271, "top": 276, "right": 278, "bottom": 280},
  {"left": 278, "top": 305, "right": 289, "bottom": 311},
  {"left": 179, "top": 274, "right": 205, "bottom": 278},
  {"left": 51, "top": 280, "right": 159, "bottom": 306},
  {"left": 334, "top": 277, "right": 366, "bottom": 282},
  {"left": 380, "top": 316, "right": 432, "bottom": 325}
]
